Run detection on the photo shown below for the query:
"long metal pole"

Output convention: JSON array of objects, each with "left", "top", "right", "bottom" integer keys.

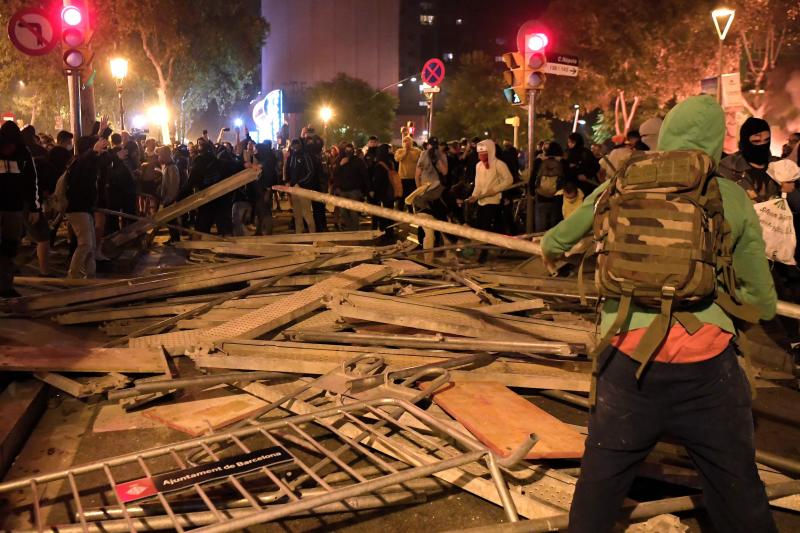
[
  {"left": 571, "top": 107, "right": 580, "bottom": 133},
  {"left": 116, "top": 85, "right": 125, "bottom": 130},
  {"left": 525, "top": 89, "right": 536, "bottom": 233},
  {"left": 67, "top": 70, "right": 82, "bottom": 152},
  {"left": 717, "top": 38, "right": 724, "bottom": 103},
  {"left": 428, "top": 93, "right": 435, "bottom": 139},
  {"left": 272, "top": 185, "right": 542, "bottom": 255}
]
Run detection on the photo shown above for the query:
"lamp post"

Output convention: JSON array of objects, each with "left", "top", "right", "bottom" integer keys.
[
  {"left": 571, "top": 104, "right": 580, "bottom": 133},
  {"left": 110, "top": 58, "right": 129, "bottom": 130},
  {"left": 711, "top": 8, "right": 735, "bottom": 104},
  {"left": 319, "top": 106, "right": 333, "bottom": 146}
]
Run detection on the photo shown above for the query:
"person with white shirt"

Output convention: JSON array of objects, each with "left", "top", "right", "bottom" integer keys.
[{"left": 466, "top": 139, "right": 513, "bottom": 262}]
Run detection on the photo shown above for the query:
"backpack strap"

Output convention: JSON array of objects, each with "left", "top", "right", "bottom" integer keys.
[
  {"left": 628, "top": 286, "right": 675, "bottom": 379},
  {"left": 588, "top": 281, "right": 634, "bottom": 408}
]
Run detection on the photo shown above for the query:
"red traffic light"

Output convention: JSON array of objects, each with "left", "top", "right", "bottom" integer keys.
[
  {"left": 61, "top": 5, "right": 83, "bottom": 26},
  {"left": 526, "top": 33, "right": 549, "bottom": 52}
]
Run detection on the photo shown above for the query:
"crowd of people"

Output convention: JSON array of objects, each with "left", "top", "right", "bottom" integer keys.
[{"left": 0, "top": 108, "right": 798, "bottom": 299}]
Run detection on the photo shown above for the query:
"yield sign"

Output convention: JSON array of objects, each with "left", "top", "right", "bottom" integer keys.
[
  {"left": 421, "top": 58, "right": 446, "bottom": 87},
  {"left": 7, "top": 7, "right": 59, "bottom": 57}
]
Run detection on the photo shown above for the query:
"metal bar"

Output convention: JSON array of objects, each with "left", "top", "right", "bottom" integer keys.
[
  {"left": 273, "top": 185, "right": 542, "bottom": 256},
  {"left": 136, "top": 455, "right": 185, "bottom": 533},
  {"left": 108, "top": 372, "right": 293, "bottom": 400},
  {"left": 284, "top": 330, "right": 574, "bottom": 356},
  {"left": 97, "top": 208, "right": 226, "bottom": 242}
]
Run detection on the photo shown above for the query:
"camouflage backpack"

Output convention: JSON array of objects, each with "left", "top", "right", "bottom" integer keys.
[{"left": 590, "top": 150, "right": 755, "bottom": 379}]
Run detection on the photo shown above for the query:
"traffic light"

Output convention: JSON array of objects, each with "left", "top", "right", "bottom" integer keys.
[
  {"left": 524, "top": 31, "right": 548, "bottom": 90},
  {"left": 60, "top": 0, "right": 91, "bottom": 70},
  {"left": 501, "top": 52, "right": 528, "bottom": 106}
]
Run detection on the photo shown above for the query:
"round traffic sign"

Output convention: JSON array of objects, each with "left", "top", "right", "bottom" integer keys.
[
  {"left": 7, "top": 7, "right": 59, "bottom": 57},
  {"left": 421, "top": 58, "right": 446, "bottom": 87}
]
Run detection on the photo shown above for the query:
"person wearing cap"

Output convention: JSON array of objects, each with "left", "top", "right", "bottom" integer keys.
[
  {"left": 394, "top": 136, "right": 421, "bottom": 209},
  {"left": 466, "top": 140, "right": 513, "bottom": 262}
]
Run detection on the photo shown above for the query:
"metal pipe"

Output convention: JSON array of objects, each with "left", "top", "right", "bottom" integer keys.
[
  {"left": 96, "top": 208, "right": 226, "bottom": 241},
  {"left": 285, "top": 331, "right": 574, "bottom": 356},
  {"left": 449, "top": 480, "right": 800, "bottom": 533},
  {"left": 67, "top": 70, "right": 82, "bottom": 148},
  {"left": 108, "top": 371, "right": 294, "bottom": 400},
  {"left": 540, "top": 390, "right": 590, "bottom": 409},
  {"left": 525, "top": 89, "right": 537, "bottom": 234},
  {"left": 755, "top": 449, "right": 800, "bottom": 477},
  {"left": 273, "top": 185, "right": 542, "bottom": 256}
]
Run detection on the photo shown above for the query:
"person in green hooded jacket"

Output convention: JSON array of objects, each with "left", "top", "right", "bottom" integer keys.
[{"left": 541, "top": 96, "right": 777, "bottom": 533}]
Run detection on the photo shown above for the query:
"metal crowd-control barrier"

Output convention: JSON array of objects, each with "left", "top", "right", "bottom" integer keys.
[{"left": 0, "top": 398, "right": 536, "bottom": 532}]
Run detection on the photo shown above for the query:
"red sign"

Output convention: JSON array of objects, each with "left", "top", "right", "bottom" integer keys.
[
  {"left": 421, "top": 58, "right": 446, "bottom": 87},
  {"left": 7, "top": 7, "right": 59, "bottom": 57},
  {"left": 2, "top": 113, "right": 15, "bottom": 122}
]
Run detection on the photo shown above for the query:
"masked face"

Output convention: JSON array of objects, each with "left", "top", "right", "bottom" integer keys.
[
  {"left": 742, "top": 131, "right": 771, "bottom": 166},
  {"left": 478, "top": 152, "right": 489, "bottom": 167},
  {"left": 344, "top": 146, "right": 354, "bottom": 156}
]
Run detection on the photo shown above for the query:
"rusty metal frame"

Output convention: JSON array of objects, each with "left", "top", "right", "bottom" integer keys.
[{"left": 0, "top": 398, "right": 533, "bottom": 532}]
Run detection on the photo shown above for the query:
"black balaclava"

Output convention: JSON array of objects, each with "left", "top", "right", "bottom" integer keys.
[{"left": 739, "top": 117, "right": 771, "bottom": 165}]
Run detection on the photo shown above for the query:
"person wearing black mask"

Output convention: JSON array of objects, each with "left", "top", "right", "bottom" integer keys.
[
  {"left": 719, "top": 117, "right": 779, "bottom": 202},
  {"left": 0, "top": 121, "right": 41, "bottom": 295},
  {"left": 369, "top": 144, "right": 396, "bottom": 240},
  {"left": 286, "top": 138, "right": 316, "bottom": 233},
  {"left": 306, "top": 135, "right": 328, "bottom": 231},
  {"left": 333, "top": 143, "right": 369, "bottom": 231},
  {"left": 184, "top": 138, "right": 235, "bottom": 236}
]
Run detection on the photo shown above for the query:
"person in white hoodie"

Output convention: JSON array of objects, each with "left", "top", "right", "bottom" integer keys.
[{"left": 467, "top": 140, "right": 513, "bottom": 262}]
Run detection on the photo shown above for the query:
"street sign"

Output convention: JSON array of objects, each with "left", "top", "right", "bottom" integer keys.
[
  {"left": 721, "top": 73, "right": 744, "bottom": 109},
  {"left": 552, "top": 54, "right": 579, "bottom": 67},
  {"left": 543, "top": 63, "right": 579, "bottom": 77},
  {"left": 421, "top": 58, "right": 446, "bottom": 87},
  {"left": 422, "top": 85, "right": 441, "bottom": 94},
  {"left": 7, "top": 7, "right": 59, "bottom": 57}
]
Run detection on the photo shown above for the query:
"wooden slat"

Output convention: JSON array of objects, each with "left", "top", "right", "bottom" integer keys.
[
  {"left": 427, "top": 381, "right": 585, "bottom": 459},
  {"left": 0, "top": 345, "right": 169, "bottom": 374},
  {"left": 0, "top": 380, "right": 48, "bottom": 478},
  {"left": 141, "top": 395, "right": 267, "bottom": 437},
  {"left": 130, "top": 263, "right": 392, "bottom": 349}
]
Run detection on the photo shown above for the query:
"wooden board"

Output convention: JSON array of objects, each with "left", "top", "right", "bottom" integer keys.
[
  {"left": 92, "top": 404, "right": 163, "bottom": 433},
  {"left": 0, "top": 380, "right": 48, "bottom": 478},
  {"left": 427, "top": 381, "right": 585, "bottom": 459},
  {"left": 0, "top": 345, "right": 169, "bottom": 374},
  {"left": 141, "top": 394, "right": 267, "bottom": 437}
]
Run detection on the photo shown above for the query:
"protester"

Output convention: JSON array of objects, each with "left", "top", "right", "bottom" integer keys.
[
  {"left": 718, "top": 117, "right": 780, "bottom": 202},
  {"left": 639, "top": 117, "right": 663, "bottom": 150},
  {"left": 370, "top": 143, "right": 397, "bottom": 240},
  {"left": 285, "top": 138, "right": 316, "bottom": 233},
  {"left": 21, "top": 125, "right": 48, "bottom": 158},
  {"left": 185, "top": 139, "right": 234, "bottom": 236},
  {"left": 333, "top": 142, "right": 369, "bottom": 231},
  {"left": 394, "top": 136, "right": 421, "bottom": 207},
  {"left": 532, "top": 142, "right": 566, "bottom": 232},
  {"left": 253, "top": 141, "right": 277, "bottom": 236},
  {"left": 542, "top": 95, "right": 778, "bottom": 533},
  {"left": 65, "top": 136, "right": 105, "bottom": 279},
  {"left": 157, "top": 146, "right": 182, "bottom": 242},
  {"left": 0, "top": 121, "right": 41, "bottom": 296},
  {"left": 101, "top": 142, "right": 137, "bottom": 234},
  {"left": 467, "top": 140, "right": 513, "bottom": 262},
  {"left": 565, "top": 132, "right": 600, "bottom": 195}
]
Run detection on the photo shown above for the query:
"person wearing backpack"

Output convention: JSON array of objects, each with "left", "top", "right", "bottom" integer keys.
[
  {"left": 541, "top": 95, "right": 778, "bottom": 533},
  {"left": 532, "top": 142, "right": 567, "bottom": 232},
  {"left": 65, "top": 136, "right": 106, "bottom": 279}
]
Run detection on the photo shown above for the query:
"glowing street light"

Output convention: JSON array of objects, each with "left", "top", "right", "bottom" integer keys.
[
  {"left": 234, "top": 117, "right": 244, "bottom": 128},
  {"left": 110, "top": 58, "right": 129, "bottom": 129},
  {"left": 131, "top": 114, "right": 146, "bottom": 130},
  {"left": 319, "top": 106, "right": 333, "bottom": 145},
  {"left": 711, "top": 7, "right": 735, "bottom": 103},
  {"left": 147, "top": 105, "right": 168, "bottom": 125}
]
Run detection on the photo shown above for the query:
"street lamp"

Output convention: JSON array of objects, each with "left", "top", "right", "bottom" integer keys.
[
  {"left": 711, "top": 7, "right": 735, "bottom": 104},
  {"left": 110, "top": 58, "right": 129, "bottom": 129},
  {"left": 572, "top": 104, "right": 580, "bottom": 133},
  {"left": 319, "top": 106, "right": 333, "bottom": 145}
]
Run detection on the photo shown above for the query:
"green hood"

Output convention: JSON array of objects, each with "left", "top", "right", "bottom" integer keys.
[{"left": 657, "top": 95, "right": 725, "bottom": 163}]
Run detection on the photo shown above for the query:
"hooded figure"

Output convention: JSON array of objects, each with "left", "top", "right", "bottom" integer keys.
[
  {"left": 718, "top": 117, "right": 779, "bottom": 202},
  {"left": 542, "top": 93, "right": 778, "bottom": 533},
  {"left": 639, "top": 117, "right": 663, "bottom": 151},
  {"left": 470, "top": 140, "right": 513, "bottom": 207}
]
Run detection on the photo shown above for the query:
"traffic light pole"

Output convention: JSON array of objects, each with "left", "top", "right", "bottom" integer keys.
[
  {"left": 525, "top": 89, "right": 537, "bottom": 234},
  {"left": 66, "top": 69, "right": 82, "bottom": 151}
]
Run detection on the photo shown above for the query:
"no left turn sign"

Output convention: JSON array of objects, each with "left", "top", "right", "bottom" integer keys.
[{"left": 7, "top": 7, "right": 59, "bottom": 57}]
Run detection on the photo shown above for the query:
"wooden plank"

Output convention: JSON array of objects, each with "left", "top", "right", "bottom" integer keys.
[
  {"left": 131, "top": 263, "right": 392, "bottom": 349},
  {"left": 0, "top": 380, "right": 48, "bottom": 478},
  {"left": 102, "top": 166, "right": 260, "bottom": 255},
  {"left": 228, "top": 230, "right": 385, "bottom": 243},
  {"left": 141, "top": 394, "right": 267, "bottom": 437},
  {"left": 0, "top": 345, "right": 169, "bottom": 374},
  {"left": 479, "top": 299, "right": 547, "bottom": 315},
  {"left": 92, "top": 404, "right": 163, "bottom": 433},
  {"left": 176, "top": 240, "right": 373, "bottom": 256},
  {"left": 327, "top": 290, "right": 595, "bottom": 348},
  {"left": 426, "top": 381, "right": 585, "bottom": 460}
]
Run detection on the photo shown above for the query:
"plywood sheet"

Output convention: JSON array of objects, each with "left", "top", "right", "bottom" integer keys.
[
  {"left": 141, "top": 394, "right": 267, "bottom": 437},
  {"left": 0, "top": 345, "right": 169, "bottom": 374}
]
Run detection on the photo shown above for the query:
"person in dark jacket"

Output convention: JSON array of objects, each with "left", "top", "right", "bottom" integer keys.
[
  {"left": 565, "top": 132, "right": 600, "bottom": 196},
  {"left": 333, "top": 142, "right": 369, "bottom": 231},
  {"left": 101, "top": 145, "right": 138, "bottom": 234},
  {"left": 0, "top": 121, "right": 41, "bottom": 295},
  {"left": 65, "top": 135, "right": 105, "bottom": 279},
  {"left": 286, "top": 138, "right": 316, "bottom": 233},
  {"left": 21, "top": 125, "right": 47, "bottom": 159},
  {"left": 185, "top": 139, "right": 236, "bottom": 236},
  {"left": 533, "top": 142, "right": 567, "bottom": 232},
  {"left": 306, "top": 135, "right": 328, "bottom": 231},
  {"left": 253, "top": 141, "right": 277, "bottom": 235},
  {"left": 369, "top": 144, "right": 396, "bottom": 239}
]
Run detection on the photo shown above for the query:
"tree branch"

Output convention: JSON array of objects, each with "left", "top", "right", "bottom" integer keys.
[
  {"left": 772, "top": 26, "right": 786, "bottom": 67},
  {"left": 740, "top": 31, "right": 757, "bottom": 77},
  {"left": 140, "top": 30, "right": 165, "bottom": 84}
]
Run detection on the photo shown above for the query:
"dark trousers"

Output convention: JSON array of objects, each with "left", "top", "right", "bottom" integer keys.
[
  {"left": 569, "top": 346, "right": 777, "bottom": 533},
  {"left": 534, "top": 197, "right": 562, "bottom": 233},
  {"left": 400, "top": 179, "right": 416, "bottom": 211},
  {"left": 196, "top": 197, "right": 233, "bottom": 236},
  {"left": 475, "top": 203, "right": 502, "bottom": 263},
  {"left": 312, "top": 200, "right": 327, "bottom": 232},
  {"left": 0, "top": 211, "right": 23, "bottom": 292},
  {"left": 370, "top": 197, "right": 395, "bottom": 238}
]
